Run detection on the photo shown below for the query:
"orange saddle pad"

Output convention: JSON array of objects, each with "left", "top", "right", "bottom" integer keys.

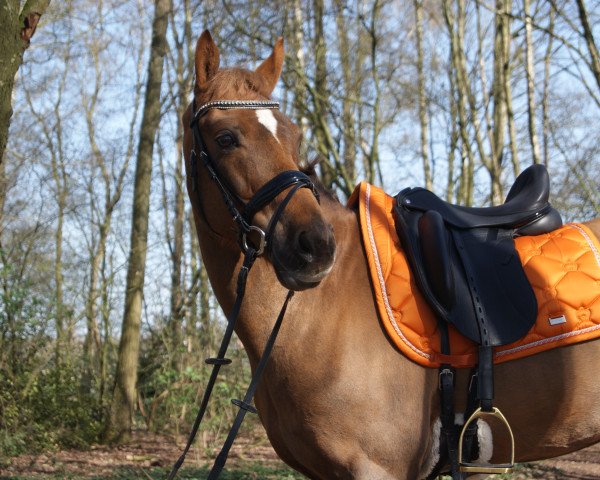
[{"left": 349, "top": 182, "right": 600, "bottom": 368}]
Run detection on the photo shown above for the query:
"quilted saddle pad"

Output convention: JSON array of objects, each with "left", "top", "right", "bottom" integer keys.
[{"left": 349, "top": 182, "right": 600, "bottom": 368}]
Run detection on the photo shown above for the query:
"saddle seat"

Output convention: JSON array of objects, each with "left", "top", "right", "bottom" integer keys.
[{"left": 399, "top": 164, "right": 562, "bottom": 235}]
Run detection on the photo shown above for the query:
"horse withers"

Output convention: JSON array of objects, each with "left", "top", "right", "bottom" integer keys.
[{"left": 181, "top": 30, "right": 600, "bottom": 479}]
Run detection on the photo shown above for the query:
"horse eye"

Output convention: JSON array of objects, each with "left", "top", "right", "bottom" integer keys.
[{"left": 216, "top": 133, "right": 236, "bottom": 149}]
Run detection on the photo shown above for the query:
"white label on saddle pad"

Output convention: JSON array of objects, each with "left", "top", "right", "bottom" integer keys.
[{"left": 549, "top": 315, "right": 567, "bottom": 326}]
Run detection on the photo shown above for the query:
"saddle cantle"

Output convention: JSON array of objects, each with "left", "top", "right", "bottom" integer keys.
[{"left": 393, "top": 164, "right": 563, "bottom": 347}]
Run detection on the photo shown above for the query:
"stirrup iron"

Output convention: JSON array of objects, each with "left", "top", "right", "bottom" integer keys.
[{"left": 458, "top": 406, "right": 515, "bottom": 474}]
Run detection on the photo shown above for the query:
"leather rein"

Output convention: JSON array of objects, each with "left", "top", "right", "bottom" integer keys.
[{"left": 167, "top": 99, "right": 319, "bottom": 480}]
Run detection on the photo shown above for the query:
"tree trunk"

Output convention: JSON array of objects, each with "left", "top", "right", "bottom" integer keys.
[
  {"left": 289, "top": 0, "right": 309, "bottom": 141},
  {"left": 0, "top": 160, "right": 6, "bottom": 227},
  {"left": 103, "top": 0, "right": 171, "bottom": 444},
  {"left": 446, "top": 46, "right": 459, "bottom": 202},
  {"left": 167, "top": 0, "right": 192, "bottom": 373},
  {"left": 524, "top": 0, "right": 541, "bottom": 165},
  {"left": 490, "top": 0, "right": 511, "bottom": 205},
  {"left": 414, "top": 0, "right": 432, "bottom": 191},
  {"left": 575, "top": 0, "right": 600, "bottom": 94},
  {"left": 99, "top": 253, "right": 112, "bottom": 407},
  {"left": 186, "top": 210, "right": 201, "bottom": 356},
  {"left": 366, "top": 0, "right": 382, "bottom": 186},
  {"left": 444, "top": 0, "right": 474, "bottom": 206},
  {"left": 504, "top": 60, "right": 520, "bottom": 176},
  {"left": 312, "top": 0, "right": 333, "bottom": 188},
  {"left": 0, "top": 0, "right": 50, "bottom": 167},
  {"left": 542, "top": 6, "right": 555, "bottom": 167},
  {"left": 335, "top": 0, "right": 357, "bottom": 183}
]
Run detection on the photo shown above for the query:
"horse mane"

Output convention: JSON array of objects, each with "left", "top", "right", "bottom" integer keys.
[{"left": 299, "top": 156, "right": 341, "bottom": 205}]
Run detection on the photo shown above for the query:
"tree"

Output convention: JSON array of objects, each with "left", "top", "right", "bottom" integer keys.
[
  {"left": 0, "top": 0, "right": 51, "bottom": 167},
  {"left": 103, "top": 0, "right": 172, "bottom": 444},
  {"left": 414, "top": 0, "right": 432, "bottom": 191}
]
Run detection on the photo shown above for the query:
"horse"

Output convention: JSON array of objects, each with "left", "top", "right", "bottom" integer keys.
[{"left": 181, "top": 30, "right": 600, "bottom": 479}]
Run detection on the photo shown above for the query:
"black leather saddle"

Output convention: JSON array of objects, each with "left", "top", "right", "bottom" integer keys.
[
  {"left": 394, "top": 164, "right": 563, "bottom": 477},
  {"left": 393, "top": 164, "right": 562, "bottom": 347}
]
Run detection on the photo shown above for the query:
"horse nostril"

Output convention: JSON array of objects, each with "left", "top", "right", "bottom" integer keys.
[
  {"left": 296, "top": 226, "right": 335, "bottom": 264},
  {"left": 297, "top": 231, "right": 315, "bottom": 262}
]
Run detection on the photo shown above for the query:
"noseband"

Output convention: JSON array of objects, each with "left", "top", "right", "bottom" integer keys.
[
  {"left": 169, "top": 100, "right": 320, "bottom": 480},
  {"left": 188, "top": 99, "right": 319, "bottom": 255}
]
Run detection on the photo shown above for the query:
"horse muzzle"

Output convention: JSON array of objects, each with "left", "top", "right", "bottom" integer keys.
[{"left": 270, "top": 218, "right": 336, "bottom": 291}]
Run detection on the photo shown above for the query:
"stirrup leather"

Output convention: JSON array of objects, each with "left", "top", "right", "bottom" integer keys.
[{"left": 458, "top": 407, "right": 515, "bottom": 474}]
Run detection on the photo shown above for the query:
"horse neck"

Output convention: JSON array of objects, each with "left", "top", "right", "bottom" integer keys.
[{"left": 195, "top": 189, "right": 371, "bottom": 365}]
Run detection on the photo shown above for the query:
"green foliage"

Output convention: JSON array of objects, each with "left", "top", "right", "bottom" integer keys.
[
  {"left": 0, "top": 258, "right": 50, "bottom": 378},
  {"left": 0, "top": 363, "right": 104, "bottom": 457},
  {"left": 137, "top": 330, "right": 258, "bottom": 443},
  {"left": 0, "top": 258, "right": 103, "bottom": 457}
]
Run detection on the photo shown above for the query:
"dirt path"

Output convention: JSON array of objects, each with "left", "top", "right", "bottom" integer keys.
[
  {"left": 0, "top": 430, "right": 287, "bottom": 478},
  {"left": 510, "top": 443, "right": 600, "bottom": 479},
  {"left": 2, "top": 431, "right": 600, "bottom": 479}
]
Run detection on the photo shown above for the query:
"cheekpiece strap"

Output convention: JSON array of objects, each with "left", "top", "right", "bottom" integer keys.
[{"left": 192, "top": 100, "right": 280, "bottom": 124}]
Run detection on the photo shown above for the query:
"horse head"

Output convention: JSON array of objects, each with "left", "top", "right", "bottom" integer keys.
[{"left": 183, "top": 31, "right": 336, "bottom": 291}]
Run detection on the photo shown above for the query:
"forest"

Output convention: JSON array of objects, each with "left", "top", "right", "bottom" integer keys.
[{"left": 1, "top": 0, "right": 600, "bottom": 478}]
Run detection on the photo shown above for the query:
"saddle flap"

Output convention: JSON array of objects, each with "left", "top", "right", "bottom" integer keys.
[{"left": 451, "top": 228, "right": 538, "bottom": 345}]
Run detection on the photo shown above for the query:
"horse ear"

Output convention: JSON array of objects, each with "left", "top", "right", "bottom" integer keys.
[
  {"left": 255, "top": 37, "right": 284, "bottom": 95},
  {"left": 195, "top": 30, "right": 220, "bottom": 87}
]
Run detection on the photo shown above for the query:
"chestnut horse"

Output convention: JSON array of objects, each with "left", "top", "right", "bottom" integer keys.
[{"left": 182, "top": 30, "right": 600, "bottom": 479}]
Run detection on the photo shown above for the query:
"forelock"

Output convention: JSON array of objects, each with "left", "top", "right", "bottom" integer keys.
[{"left": 198, "top": 68, "right": 271, "bottom": 100}]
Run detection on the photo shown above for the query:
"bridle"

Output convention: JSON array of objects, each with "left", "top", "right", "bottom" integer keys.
[
  {"left": 168, "top": 99, "right": 320, "bottom": 480},
  {"left": 188, "top": 99, "right": 319, "bottom": 256}
]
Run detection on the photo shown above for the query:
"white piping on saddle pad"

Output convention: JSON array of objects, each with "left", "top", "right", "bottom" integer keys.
[{"left": 567, "top": 223, "right": 600, "bottom": 267}]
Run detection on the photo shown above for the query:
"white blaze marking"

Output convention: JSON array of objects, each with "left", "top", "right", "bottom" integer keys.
[{"left": 256, "top": 109, "right": 280, "bottom": 143}]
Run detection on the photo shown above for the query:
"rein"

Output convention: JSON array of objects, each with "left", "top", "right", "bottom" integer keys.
[{"left": 168, "top": 99, "right": 319, "bottom": 480}]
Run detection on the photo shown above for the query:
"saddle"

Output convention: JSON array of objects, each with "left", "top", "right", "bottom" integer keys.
[
  {"left": 394, "top": 164, "right": 562, "bottom": 347},
  {"left": 393, "top": 164, "right": 563, "bottom": 477}
]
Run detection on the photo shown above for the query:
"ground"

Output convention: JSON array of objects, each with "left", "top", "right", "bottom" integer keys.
[{"left": 1, "top": 431, "right": 600, "bottom": 479}]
